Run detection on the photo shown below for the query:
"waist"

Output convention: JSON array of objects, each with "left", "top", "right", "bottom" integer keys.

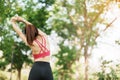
[
  {"left": 34, "top": 56, "right": 50, "bottom": 62},
  {"left": 34, "top": 61, "right": 50, "bottom": 64}
]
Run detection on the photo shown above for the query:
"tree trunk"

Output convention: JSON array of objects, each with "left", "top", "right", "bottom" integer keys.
[
  {"left": 17, "top": 69, "right": 21, "bottom": 80},
  {"left": 84, "top": 45, "right": 88, "bottom": 80}
]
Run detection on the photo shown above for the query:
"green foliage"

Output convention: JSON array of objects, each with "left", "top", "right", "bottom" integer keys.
[
  {"left": 55, "top": 43, "right": 77, "bottom": 69},
  {"left": 38, "top": 0, "right": 55, "bottom": 7},
  {"left": 94, "top": 58, "right": 120, "bottom": 80},
  {"left": 0, "top": 0, "right": 11, "bottom": 23},
  {"left": 12, "top": 42, "right": 32, "bottom": 70},
  {"left": 54, "top": 42, "right": 77, "bottom": 80},
  {"left": 26, "top": 7, "right": 51, "bottom": 34}
]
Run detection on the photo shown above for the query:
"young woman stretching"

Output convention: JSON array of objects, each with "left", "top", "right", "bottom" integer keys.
[{"left": 11, "top": 16, "right": 53, "bottom": 80}]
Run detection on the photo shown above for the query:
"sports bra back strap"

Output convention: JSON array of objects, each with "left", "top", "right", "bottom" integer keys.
[
  {"left": 34, "top": 40, "right": 44, "bottom": 53},
  {"left": 41, "top": 35, "right": 46, "bottom": 47},
  {"left": 35, "top": 39, "right": 48, "bottom": 52}
]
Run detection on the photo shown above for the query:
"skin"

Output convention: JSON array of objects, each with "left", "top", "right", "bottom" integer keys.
[{"left": 10, "top": 16, "right": 50, "bottom": 62}]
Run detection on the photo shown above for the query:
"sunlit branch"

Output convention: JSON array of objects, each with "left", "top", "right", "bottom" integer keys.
[
  {"left": 103, "top": 17, "right": 117, "bottom": 31},
  {"left": 89, "top": 1, "right": 110, "bottom": 28}
]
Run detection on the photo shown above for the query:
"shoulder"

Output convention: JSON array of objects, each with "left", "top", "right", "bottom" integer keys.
[{"left": 38, "top": 29, "right": 47, "bottom": 36}]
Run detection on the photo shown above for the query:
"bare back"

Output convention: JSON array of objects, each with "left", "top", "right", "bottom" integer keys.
[{"left": 30, "top": 34, "right": 50, "bottom": 62}]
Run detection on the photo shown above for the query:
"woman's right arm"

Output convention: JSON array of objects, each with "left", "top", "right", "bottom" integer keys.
[{"left": 10, "top": 16, "right": 28, "bottom": 45}]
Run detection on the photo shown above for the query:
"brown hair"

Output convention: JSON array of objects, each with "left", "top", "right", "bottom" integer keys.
[{"left": 24, "top": 24, "right": 38, "bottom": 45}]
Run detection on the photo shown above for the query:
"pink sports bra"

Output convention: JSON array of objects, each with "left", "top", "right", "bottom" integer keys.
[{"left": 33, "top": 36, "right": 50, "bottom": 60}]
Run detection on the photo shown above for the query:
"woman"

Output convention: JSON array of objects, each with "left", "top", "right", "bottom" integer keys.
[{"left": 10, "top": 16, "right": 53, "bottom": 80}]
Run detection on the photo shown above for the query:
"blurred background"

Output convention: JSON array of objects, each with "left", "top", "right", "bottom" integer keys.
[{"left": 1, "top": 0, "right": 120, "bottom": 80}]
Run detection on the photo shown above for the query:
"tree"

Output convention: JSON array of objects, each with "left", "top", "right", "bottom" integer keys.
[{"left": 47, "top": 0, "right": 116, "bottom": 80}]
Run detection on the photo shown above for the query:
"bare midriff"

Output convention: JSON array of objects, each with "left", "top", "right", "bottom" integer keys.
[{"left": 34, "top": 56, "right": 50, "bottom": 62}]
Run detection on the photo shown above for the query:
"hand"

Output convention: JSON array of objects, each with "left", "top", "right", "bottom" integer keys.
[
  {"left": 14, "top": 16, "right": 24, "bottom": 22},
  {"left": 11, "top": 16, "right": 25, "bottom": 22},
  {"left": 10, "top": 16, "right": 17, "bottom": 22},
  {"left": 11, "top": 16, "right": 32, "bottom": 25},
  {"left": 16, "top": 16, "right": 32, "bottom": 25}
]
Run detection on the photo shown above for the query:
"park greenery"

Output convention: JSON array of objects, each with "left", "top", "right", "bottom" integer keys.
[{"left": 0, "top": 0, "right": 120, "bottom": 80}]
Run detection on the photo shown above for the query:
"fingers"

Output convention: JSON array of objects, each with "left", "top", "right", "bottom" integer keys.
[
  {"left": 17, "top": 16, "right": 25, "bottom": 22},
  {"left": 11, "top": 16, "right": 23, "bottom": 22},
  {"left": 16, "top": 16, "right": 31, "bottom": 25}
]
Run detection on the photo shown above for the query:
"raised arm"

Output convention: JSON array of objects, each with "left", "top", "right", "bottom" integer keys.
[{"left": 10, "top": 16, "right": 30, "bottom": 45}]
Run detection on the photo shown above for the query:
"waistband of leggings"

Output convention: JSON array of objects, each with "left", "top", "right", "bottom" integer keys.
[{"left": 34, "top": 61, "right": 50, "bottom": 64}]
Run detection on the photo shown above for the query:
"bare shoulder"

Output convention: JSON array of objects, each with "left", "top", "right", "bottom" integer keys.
[{"left": 38, "top": 29, "right": 47, "bottom": 36}]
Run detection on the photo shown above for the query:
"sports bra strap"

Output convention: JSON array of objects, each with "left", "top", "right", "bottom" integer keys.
[
  {"left": 41, "top": 35, "right": 46, "bottom": 47},
  {"left": 34, "top": 38, "right": 48, "bottom": 53}
]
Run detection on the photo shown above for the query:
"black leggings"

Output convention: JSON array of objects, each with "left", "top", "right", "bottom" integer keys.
[{"left": 28, "top": 61, "right": 53, "bottom": 80}]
